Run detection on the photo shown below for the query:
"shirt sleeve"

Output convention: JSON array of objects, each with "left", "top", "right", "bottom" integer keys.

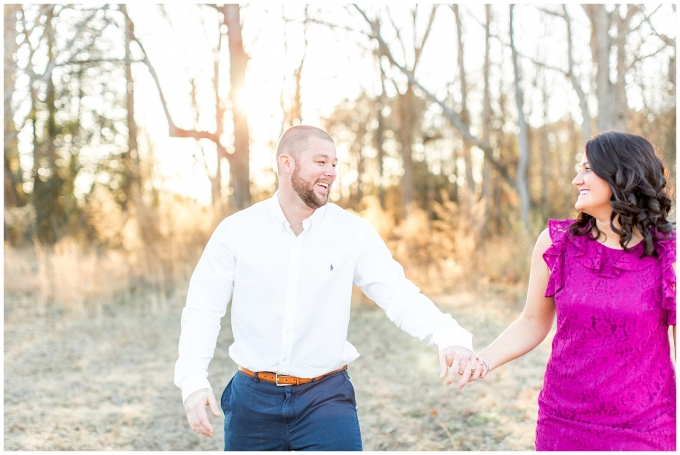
[
  {"left": 174, "top": 219, "right": 237, "bottom": 402},
  {"left": 352, "top": 221, "right": 473, "bottom": 352}
]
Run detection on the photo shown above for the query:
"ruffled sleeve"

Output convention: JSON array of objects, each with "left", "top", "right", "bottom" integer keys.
[
  {"left": 657, "top": 232, "right": 676, "bottom": 325},
  {"left": 542, "top": 219, "right": 574, "bottom": 297}
]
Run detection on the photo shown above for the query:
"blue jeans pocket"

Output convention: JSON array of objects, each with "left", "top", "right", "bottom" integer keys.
[
  {"left": 341, "top": 370, "right": 357, "bottom": 407},
  {"left": 220, "top": 374, "right": 235, "bottom": 414}
]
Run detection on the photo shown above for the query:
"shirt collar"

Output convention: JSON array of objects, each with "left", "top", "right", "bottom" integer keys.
[{"left": 269, "top": 190, "right": 328, "bottom": 232}]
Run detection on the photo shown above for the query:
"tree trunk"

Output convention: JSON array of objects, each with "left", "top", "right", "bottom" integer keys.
[
  {"left": 398, "top": 83, "right": 414, "bottom": 215},
  {"left": 613, "top": 19, "right": 628, "bottom": 131},
  {"left": 481, "top": 4, "right": 492, "bottom": 234},
  {"left": 375, "top": 92, "right": 385, "bottom": 209},
  {"left": 540, "top": 90, "right": 551, "bottom": 213},
  {"left": 584, "top": 5, "right": 615, "bottom": 132},
  {"left": 211, "top": 28, "right": 225, "bottom": 213},
  {"left": 509, "top": 5, "right": 531, "bottom": 233},
  {"left": 31, "top": 7, "right": 59, "bottom": 244},
  {"left": 612, "top": 5, "right": 637, "bottom": 132},
  {"left": 123, "top": 12, "right": 141, "bottom": 213},
  {"left": 223, "top": 5, "right": 251, "bottom": 211},
  {"left": 4, "top": 5, "right": 20, "bottom": 208},
  {"left": 563, "top": 6, "right": 592, "bottom": 143},
  {"left": 354, "top": 135, "right": 365, "bottom": 207},
  {"left": 453, "top": 5, "right": 475, "bottom": 197}
]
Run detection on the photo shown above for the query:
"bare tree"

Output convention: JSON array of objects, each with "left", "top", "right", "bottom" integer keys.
[
  {"left": 355, "top": 5, "right": 530, "bottom": 228},
  {"left": 122, "top": 11, "right": 140, "bottom": 212},
  {"left": 357, "top": 5, "right": 438, "bottom": 217},
  {"left": 480, "top": 5, "right": 493, "bottom": 231},
  {"left": 376, "top": 66, "right": 387, "bottom": 209},
  {"left": 563, "top": 6, "right": 593, "bottom": 142},
  {"left": 452, "top": 5, "right": 475, "bottom": 198},
  {"left": 583, "top": 5, "right": 639, "bottom": 132},
  {"left": 4, "top": 5, "right": 21, "bottom": 208},
  {"left": 224, "top": 5, "right": 251, "bottom": 211},
  {"left": 509, "top": 5, "right": 531, "bottom": 233},
  {"left": 122, "top": 5, "right": 252, "bottom": 212}
]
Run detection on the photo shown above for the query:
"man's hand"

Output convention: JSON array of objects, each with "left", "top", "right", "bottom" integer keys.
[
  {"left": 438, "top": 345, "right": 478, "bottom": 389},
  {"left": 184, "top": 388, "right": 221, "bottom": 437}
]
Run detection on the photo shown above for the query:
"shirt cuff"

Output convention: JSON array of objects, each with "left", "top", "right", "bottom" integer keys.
[
  {"left": 436, "top": 326, "right": 473, "bottom": 353},
  {"left": 180, "top": 371, "right": 213, "bottom": 403}
]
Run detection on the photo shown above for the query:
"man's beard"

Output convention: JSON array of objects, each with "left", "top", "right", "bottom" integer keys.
[{"left": 291, "top": 168, "right": 329, "bottom": 209}]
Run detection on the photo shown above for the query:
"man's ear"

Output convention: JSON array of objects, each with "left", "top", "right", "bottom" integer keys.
[{"left": 278, "top": 154, "right": 295, "bottom": 175}]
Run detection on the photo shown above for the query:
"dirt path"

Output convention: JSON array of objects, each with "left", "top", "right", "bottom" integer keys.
[{"left": 4, "top": 290, "right": 551, "bottom": 450}]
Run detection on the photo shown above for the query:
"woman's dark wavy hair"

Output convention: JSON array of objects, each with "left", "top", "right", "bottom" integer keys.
[{"left": 569, "top": 131, "right": 674, "bottom": 257}]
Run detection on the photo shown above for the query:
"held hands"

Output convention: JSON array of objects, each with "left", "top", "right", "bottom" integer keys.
[
  {"left": 438, "top": 346, "right": 490, "bottom": 390},
  {"left": 184, "top": 388, "right": 221, "bottom": 437}
]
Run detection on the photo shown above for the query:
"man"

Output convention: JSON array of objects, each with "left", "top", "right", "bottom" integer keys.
[{"left": 175, "top": 125, "right": 478, "bottom": 450}]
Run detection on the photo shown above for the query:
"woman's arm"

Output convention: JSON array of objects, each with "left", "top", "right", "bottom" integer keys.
[
  {"left": 476, "top": 228, "right": 556, "bottom": 376},
  {"left": 672, "top": 263, "right": 676, "bottom": 361},
  {"left": 673, "top": 326, "right": 676, "bottom": 361}
]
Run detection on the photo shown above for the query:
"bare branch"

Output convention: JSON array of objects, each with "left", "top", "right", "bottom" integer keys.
[
  {"left": 635, "top": 44, "right": 674, "bottom": 62},
  {"left": 53, "top": 58, "right": 132, "bottom": 67},
  {"left": 414, "top": 5, "right": 438, "bottom": 69},
  {"left": 535, "top": 6, "right": 566, "bottom": 19},
  {"left": 386, "top": 7, "right": 408, "bottom": 65},
  {"left": 294, "top": 16, "right": 362, "bottom": 35},
  {"left": 120, "top": 5, "right": 218, "bottom": 143},
  {"left": 642, "top": 8, "right": 675, "bottom": 47},
  {"left": 518, "top": 51, "right": 568, "bottom": 75},
  {"left": 12, "top": 5, "right": 99, "bottom": 104},
  {"left": 37, "top": 6, "right": 104, "bottom": 82}
]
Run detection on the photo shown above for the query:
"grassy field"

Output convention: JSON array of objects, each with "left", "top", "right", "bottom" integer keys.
[{"left": 4, "top": 288, "right": 552, "bottom": 450}]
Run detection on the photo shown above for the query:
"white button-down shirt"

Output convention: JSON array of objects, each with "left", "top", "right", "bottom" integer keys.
[{"left": 174, "top": 192, "right": 473, "bottom": 402}]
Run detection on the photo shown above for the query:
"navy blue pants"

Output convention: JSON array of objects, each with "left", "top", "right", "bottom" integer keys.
[{"left": 221, "top": 369, "right": 363, "bottom": 451}]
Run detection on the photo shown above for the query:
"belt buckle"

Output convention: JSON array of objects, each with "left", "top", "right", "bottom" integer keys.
[{"left": 275, "top": 373, "right": 292, "bottom": 386}]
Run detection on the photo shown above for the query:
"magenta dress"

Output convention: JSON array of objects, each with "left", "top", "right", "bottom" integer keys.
[{"left": 536, "top": 219, "right": 676, "bottom": 451}]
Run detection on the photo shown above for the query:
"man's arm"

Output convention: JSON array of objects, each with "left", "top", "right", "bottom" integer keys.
[
  {"left": 352, "top": 222, "right": 474, "bottom": 385},
  {"left": 175, "top": 219, "right": 237, "bottom": 436}
]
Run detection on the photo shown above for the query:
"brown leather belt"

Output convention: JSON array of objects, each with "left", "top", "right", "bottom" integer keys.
[{"left": 237, "top": 365, "right": 347, "bottom": 386}]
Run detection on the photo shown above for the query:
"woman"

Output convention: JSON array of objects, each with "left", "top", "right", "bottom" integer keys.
[{"left": 471, "top": 132, "right": 676, "bottom": 450}]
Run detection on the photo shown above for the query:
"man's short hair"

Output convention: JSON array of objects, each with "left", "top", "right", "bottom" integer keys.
[{"left": 276, "top": 125, "right": 335, "bottom": 160}]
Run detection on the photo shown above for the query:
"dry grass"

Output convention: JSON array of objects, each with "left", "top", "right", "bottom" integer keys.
[
  {"left": 4, "top": 287, "right": 551, "bottom": 451},
  {"left": 355, "top": 194, "right": 531, "bottom": 295},
  {"left": 4, "top": 194, "right": 215, "bottom": 315},
  {"left": 4, "top": 192, "right": 532, "bottom": 315}
]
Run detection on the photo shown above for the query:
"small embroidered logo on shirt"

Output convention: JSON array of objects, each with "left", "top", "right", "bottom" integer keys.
[{"left": 330, "top": 264, "right": 334, "bottom": 271}]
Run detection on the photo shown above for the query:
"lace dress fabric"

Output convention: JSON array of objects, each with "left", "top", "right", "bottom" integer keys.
[{"left": 536, "top": 219, "right": 676, "bottom": 451}]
